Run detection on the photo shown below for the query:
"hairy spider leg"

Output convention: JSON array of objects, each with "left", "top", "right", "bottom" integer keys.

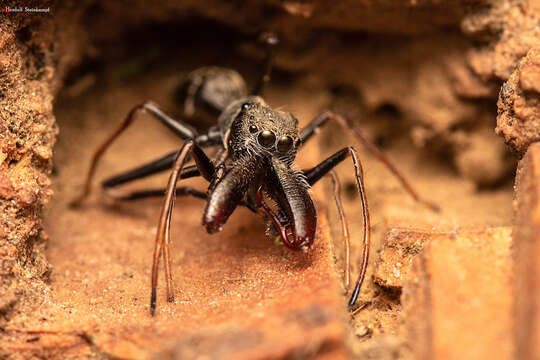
[
  {"left": 302, "top": 147, "right": 370, "bottom": 309},
  {"left": 300, "top": 110, "right": 439, "bottom": 212},
  {"left": 100, "top": 156, "right": 205, "bottom": 201}
]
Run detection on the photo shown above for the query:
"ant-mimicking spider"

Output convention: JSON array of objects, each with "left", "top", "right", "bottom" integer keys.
[{"left": 71, "top": 32, "right": 437, "bottom": 315}]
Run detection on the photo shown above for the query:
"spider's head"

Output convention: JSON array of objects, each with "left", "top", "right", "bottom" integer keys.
[
  {"left": 222, "top": 97, "right": 301, "bottom": 163},
  {"left": 211, "top": 98, "right": 316, "bottom": 250}
]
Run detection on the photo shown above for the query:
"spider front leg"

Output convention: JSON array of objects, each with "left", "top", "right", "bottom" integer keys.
[
  {"left": 303, "top": 147, "right": 370, "bottom": 309},
  {"left": 100, "top": 151, "right": 203, "bottom": 200},
  {"left": 106, "top": 186, "right": 207, "bottom": 202},
  {"left": 150, "top": 140, "right": 215, "bottom": 316},
  {"left": 301, "top": 110, "right": 439, "bottom": 212},
  {"left": 102, "top": 144, "right": 225, "bottom": 201},
  {"left": 101, "top": 150, "right": 189, "bottom": 189},
  {"left": 71, "top": 101, "right": 203, "bottom": 207}
]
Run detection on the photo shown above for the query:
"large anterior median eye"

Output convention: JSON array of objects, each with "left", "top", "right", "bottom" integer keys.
[
  {"left": 277, "top": 136, "right": 293, "bottom": 153},
  {"left": 258, "top": 130, "right": 276, "bottom": 148}
]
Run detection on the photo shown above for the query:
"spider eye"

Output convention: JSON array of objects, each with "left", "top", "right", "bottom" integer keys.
[
  {"left": 277, "top": 136, "right": 293, "bottom": 153},
  {"left": 241, "top": 103, "right": 250, "bottom": 111},
  {"left": 249, "top": 125, "right": 258, "bottom": 133},
  {"left": 258, "top": 130, "right": 276, "bottom": 148}
]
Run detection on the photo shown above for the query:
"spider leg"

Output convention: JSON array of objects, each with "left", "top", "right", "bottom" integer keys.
[
  {"left": 101, "top": 132, "right": 221, "bottom": 191},
  {"left": 300, "top": 110, "right": 439, "bottom": 211},
  {"left": 71, "top": 101, "right": 202, "bottom": 207},
  {"left": 101, "top": 150, "right": 200, "bottom": 189},
  {"left": 109, "top": 186, "right": 261, "bottom": 215},
  {"left": 105, "top": 148, "right": 258, "bottom": 208},
  {"left": 151, "top": 140, "right": 215, "bottom": 316},
  {"left": 252, "top": 31, "right": 278, "bottom": 95},
  {"left": 71, "top": 101, "right": 223, "bottom": 207},
  {"left": 105, "top": 186, "right": 207, "bottom": 201},
  {"left": 303, "top": 147, "right": 370, "bottom": 309}
]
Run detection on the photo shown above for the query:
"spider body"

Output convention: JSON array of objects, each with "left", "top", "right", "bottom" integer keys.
[
  {"left": 72, "top": 33, "right": 434, "bottom": 315},
  {"left": 202, "top": 95, "right": 315, "bottom": 249}
]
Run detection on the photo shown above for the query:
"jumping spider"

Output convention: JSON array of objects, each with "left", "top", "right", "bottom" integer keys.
[{"left": 72, "top": 32, "right": 436, "bottom": 315}]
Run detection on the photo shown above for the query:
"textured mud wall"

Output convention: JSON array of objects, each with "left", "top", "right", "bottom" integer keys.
[
  {"left": 497, "top": 47, "right": 540, "bottom": 155},
  {"left": 0, "top": 0, "right": 85, "bottom": 328}
]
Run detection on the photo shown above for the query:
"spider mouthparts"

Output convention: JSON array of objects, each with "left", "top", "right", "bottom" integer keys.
[{"left": 291, "top": 237, "right": 312, "bottom": 250}]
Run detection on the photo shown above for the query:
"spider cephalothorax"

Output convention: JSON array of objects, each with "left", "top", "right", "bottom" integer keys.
[
  {"left": 202, "top": 96, "right": 313, "bottom": 248},
  {"left": 221, "top": 96, "right": 300, "bottom": 164}
]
